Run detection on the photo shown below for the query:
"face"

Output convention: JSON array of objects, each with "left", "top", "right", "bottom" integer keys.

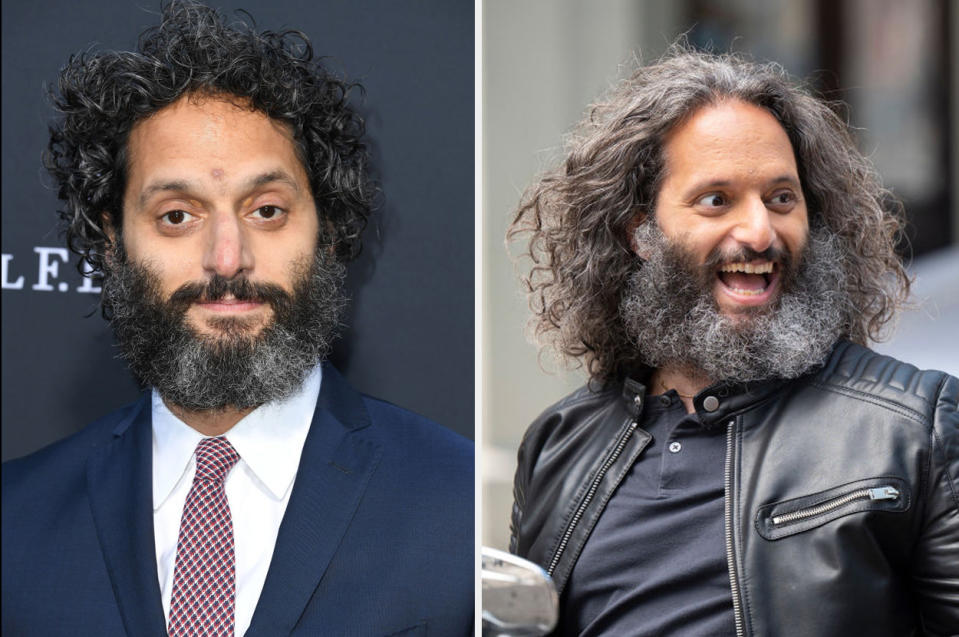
[
  {"left": 121, "top": 94, "right": 320, "bottom": 338},
  {"left": 623, "top": 220, "right": 846, "bottom": 383},
  {"left": 650, "top": 100, "right": 809, "bottom": 318}
]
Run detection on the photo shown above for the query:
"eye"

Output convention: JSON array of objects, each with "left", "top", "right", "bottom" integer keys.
[
  {"left": 766, "top": 190, "right": 798, "bottom": 211},
  {"left": 160, "top": 209, "right": 195, "bottom": 225},
  {"left": 695, "top": 193, "right": 727, "bottom": 208},
  {"left": 251, "top": 205, "right": 285, "bottom": 220}
]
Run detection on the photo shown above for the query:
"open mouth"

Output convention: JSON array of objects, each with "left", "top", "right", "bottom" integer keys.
[{"left": 715, "top": 261, "right": 779, "bottom": 304}]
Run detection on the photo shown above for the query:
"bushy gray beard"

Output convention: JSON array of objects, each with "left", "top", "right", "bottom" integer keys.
[
  {"left": 621, "top": 222, "right": 849, "bottom": 383},
  {"left": 103, "top": 247, "right": 346, "bottom": 411}
]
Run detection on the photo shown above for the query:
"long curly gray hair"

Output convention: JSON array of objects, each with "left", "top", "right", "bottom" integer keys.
[{"left": 509, "top": 46, "right": 910, "bottom": 383}]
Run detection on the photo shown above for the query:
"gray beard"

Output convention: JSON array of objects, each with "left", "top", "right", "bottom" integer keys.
[
  {"left": 103, "top": 247, "right": 346, "bottom": 411},
  {"left": 621, "top": 222, "right": 849, "bottom": 383}
]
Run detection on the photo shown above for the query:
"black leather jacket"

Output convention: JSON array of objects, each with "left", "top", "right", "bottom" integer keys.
[{"left": 510, "top": 341, "right": 959, "bottom": 636}]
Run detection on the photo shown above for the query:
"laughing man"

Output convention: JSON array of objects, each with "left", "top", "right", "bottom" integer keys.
[{"left": 508, "top": 48, "right": 958, "bottom": 636}]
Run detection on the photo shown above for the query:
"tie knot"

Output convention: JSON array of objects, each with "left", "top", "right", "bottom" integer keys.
[{"left": 193, "top": 437, "right": 240, "bottom": 484}]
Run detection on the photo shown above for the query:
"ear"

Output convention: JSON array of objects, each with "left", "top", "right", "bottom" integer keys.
[
  {"left": 101, "top": 212, "right": 118, "bottom": 263},
  {"left": 626, "top": 213, "right": 651, "bottom": 259},
  {"left": 101, "top": 212, "right": 116, "bottom": 240},
  {"left": 320, "top": 218, "right": 339, "bottom": 257}
]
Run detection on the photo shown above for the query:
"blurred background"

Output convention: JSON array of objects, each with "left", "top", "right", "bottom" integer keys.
[{"left": 483, "top": 0, "right": 958, "bottom": 550}]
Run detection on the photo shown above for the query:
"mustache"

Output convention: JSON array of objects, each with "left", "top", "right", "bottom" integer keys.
[
  {"left": 168, "top": 275, "right": 292, "bottom": 312},
  {"left": 702, "top": 244, "right": 790, "bottom": 270}
]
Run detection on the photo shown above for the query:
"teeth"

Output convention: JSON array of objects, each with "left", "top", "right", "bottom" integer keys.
[
  {"left": 718, "top": 262, "right": 774, "bottom": 274},
  {"left": 727, "top": 287, "right": 764, "bottom": 295}
]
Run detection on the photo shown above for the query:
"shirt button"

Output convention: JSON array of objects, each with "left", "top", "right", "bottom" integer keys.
[
  {"left": 668, "top": 441, "right": 682, "bottom": 453},
  {"left": 703, "top": 396, "right": 720, "bottom": 412},
  {"left": 659, "top": 395, "right": 671, "bottom": 406}
]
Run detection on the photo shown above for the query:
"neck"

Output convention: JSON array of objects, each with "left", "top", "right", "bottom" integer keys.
[
  {"left": 650, "top": 364, "right": 713, "bottom": 414},
  {"left": 164, "top": 399, "right": 257, "bottom": 437}
]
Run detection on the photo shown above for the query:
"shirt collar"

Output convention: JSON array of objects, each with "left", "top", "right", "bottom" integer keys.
[{"left": 152, "top": 364, "right": 323, "bottom": 510}]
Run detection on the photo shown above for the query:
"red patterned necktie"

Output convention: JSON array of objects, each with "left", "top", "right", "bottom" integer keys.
[{"left": 169, "top": 437, "right": 241, "bottom": 637}]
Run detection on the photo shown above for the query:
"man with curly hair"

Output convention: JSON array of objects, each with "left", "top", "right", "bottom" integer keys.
[
  {"left": 508, "top": 47, "right": 958, "bottom": 636},
  {"left": 1, "top": 2, "right": 472, "bottom": 635}
]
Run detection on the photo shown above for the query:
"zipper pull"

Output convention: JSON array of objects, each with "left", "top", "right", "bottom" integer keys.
[{"left": 867, "top": 486, "right": 899, "bottom": 501}]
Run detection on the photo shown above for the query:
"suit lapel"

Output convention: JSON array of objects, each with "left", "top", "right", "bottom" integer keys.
[
  {"left": 86, "top": 394, "right": 168, "bottom": 636},
  {"left": 247, "top": 365, "right": 382, "bottom": 635}
]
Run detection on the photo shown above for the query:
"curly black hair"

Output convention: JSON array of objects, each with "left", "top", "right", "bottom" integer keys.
[{"left": 45, "top": 0, "right": 374, "bottom": 293}]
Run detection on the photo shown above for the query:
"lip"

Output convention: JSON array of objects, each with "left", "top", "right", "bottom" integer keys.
[
  {"left": 714, "top": 265, "right": 780, "bottom": 309},
  {"left": 194, "top": 299, "right": 265, "bottom": 313}
]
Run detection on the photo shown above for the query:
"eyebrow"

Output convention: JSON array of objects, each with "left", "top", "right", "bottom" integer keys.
[
  {"left": 137, "top": 170, "right": 302, "bottom": 209},
  {"left": 244, "top": 170, "right": 301, "bottom": 193},
  {"left": 683, "top": 174, "right": 802, "bottom": 196},
  {"left": 138, "top": 179, "right": 194, "bottom": 209}
]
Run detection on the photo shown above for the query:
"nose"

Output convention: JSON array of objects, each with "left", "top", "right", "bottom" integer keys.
[
  {"left": 201, "top": 212, "right": 253, "bottom": 278},
  {"left": 731, "top": 196, "right": 776, "bottom": 253}
]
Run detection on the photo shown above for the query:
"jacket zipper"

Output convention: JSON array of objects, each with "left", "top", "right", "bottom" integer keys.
[
  {"left": 546, "top": 420, "right": 639, "bottom": 576},
  {"left": 724, "top": 420, "right": 745, "bottom": 637},
  {"left": 771, "top": 486, "right": 900, "bottom": 525}
]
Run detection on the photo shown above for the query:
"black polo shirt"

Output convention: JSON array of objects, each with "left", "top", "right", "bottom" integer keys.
[{"left": 559, "top": 390, "right": 736, "bottom": 636}]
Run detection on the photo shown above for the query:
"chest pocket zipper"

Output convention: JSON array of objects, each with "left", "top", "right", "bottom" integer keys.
[
  {"left": 771, "top": 486, "right": 900, "bottom": 525},
  {"left": 755, "top": 477, "right": 909, "bottom": 541}
]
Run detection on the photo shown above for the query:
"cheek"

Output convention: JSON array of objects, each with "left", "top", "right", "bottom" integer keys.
[
  {"left": 681, "top": 227, "right": 727, "bottom": 263},
  {"left": 779, "top": 210, "right": 809, "bottom": 253},
  {"left": 153, "top": 264, "right": 196, "bottom": 298},
  {"left": 255, "top": 238, "right": 316, "bottom": 283},
  {"left": 119, "top": 221, "right": 146, "bottom": 262},
  {"left": 125, "top": 241, "right": 199, "bottom": 295}
]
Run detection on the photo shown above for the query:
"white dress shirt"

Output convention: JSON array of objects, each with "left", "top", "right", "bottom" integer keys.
[{"left": 152, "top": 365, "right": 322, "bottom": 636}]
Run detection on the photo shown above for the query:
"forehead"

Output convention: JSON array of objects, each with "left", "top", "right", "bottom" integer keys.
[
  {"left": 125, "top": 94, "right": 308, "bottom": 188},
  {"left": 661, "top": 100, "right": 798, "bottom": 184}
]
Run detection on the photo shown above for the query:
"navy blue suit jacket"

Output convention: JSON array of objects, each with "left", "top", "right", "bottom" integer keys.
[{"left": 2, "top": 364, "right": 473, "bottom": 636}]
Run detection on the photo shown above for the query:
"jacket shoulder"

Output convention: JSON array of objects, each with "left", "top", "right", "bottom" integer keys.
[
  {"left": 513, "top": 383, "right": 626, "bottom": 511},
  {"left": 815, "top": 342, "right": 958, "bottom": 507},
  {"left": 814, "top": 341, "right": 957, "bottom": 424},
  {"left": 522, "top": 383, "right": 622, "bottom": 453},
  {"left": 360, "top": 394, "right": 472, "bottom": 458},
  {"left": 2, "top": 397, "right": 147, "bottom": 493}
]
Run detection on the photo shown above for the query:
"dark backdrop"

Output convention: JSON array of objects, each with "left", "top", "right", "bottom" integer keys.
[{"left": 1, "top": 0, "right": 474, "bottom": 461}]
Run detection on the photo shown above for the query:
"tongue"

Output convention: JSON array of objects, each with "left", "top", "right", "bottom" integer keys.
[{"left": 719, "top": 271, "right": 766, "bottom": 292}]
